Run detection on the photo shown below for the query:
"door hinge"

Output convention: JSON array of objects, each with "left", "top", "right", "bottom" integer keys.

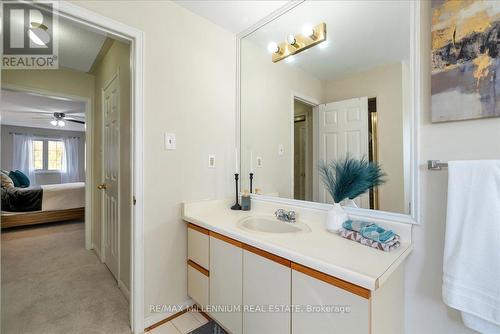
[{"left": 133, "top": 196, "right": 137, "bottom": 205}]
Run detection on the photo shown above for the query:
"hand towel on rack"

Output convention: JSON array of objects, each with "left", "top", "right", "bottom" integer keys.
[{"left": 443, "top": 160, "right": 500, "bottom": 333}]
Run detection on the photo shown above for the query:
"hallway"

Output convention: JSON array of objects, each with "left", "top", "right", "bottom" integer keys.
[{"left": 1, "top": 221, "right": 130, "bottom": 334}]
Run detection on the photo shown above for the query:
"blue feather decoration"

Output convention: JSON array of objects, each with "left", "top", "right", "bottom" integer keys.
[{"left": 318, "top": 155, "right": 386, "bottom": 203}]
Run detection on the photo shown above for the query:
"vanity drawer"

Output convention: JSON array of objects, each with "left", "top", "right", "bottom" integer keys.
[
  {"left": 187, "top": 260, "right": 209, "bottom": 306},
  {"left": 188, "top": 223, "right": 209, "bottom": 270}
]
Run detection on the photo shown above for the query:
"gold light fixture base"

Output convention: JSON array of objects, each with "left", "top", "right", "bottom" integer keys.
[{"left": 272, "top": 23, "right": 326, "bottom": 63}]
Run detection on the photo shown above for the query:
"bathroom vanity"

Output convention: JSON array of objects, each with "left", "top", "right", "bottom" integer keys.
[{"left": 183, "top": 198, "right": 413, "bottom": 334}]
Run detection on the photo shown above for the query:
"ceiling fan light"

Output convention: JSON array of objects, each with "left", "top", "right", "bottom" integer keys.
[
  {"left": 57, "top": 120, "right": 65, "bottom": 127},
  {"left": 50, "top": 120, "right": 58, "bottom": 126}
]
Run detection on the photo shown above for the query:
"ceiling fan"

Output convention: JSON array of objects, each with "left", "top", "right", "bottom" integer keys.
[{"left": 31, "top": 111, "right": 86, "bottom": 127}]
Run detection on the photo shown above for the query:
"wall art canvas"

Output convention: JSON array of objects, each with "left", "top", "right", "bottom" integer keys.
[{"left": 431, "top": 0, "right": 499, "bottom": 123}]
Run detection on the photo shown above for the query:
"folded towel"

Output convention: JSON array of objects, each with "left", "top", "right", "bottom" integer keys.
[
  {"left": 342, "top": 220, "right": 372, "bottom": 232},
  {"left": 338, "top": 228, "right": 400, "bottom": 252},
  {"left": 342, "top": 220, "right": 396, "bottom": 243},
  {"left": 443, "top": 160, "right": 500, "bottom": 332}
]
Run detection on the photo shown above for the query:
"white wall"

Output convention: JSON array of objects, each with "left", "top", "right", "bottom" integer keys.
[
  {"left": 71, "top": 0, "right": 236, "bottom": 323},
  {"left": 324, "top": 63, "right": 406, "bottom": 214},
  {"left": 240, "top": 39, "right": 323, "bottom": 197},
  {"left": 405, "top": 2, "right": 500, "bottom": 333}
]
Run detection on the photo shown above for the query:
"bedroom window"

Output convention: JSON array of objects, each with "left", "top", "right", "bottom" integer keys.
[
  {"left": 32, "top": 139, "right": 65, "bottom": 172},
  {"left": 48, "top": 141, "right": 64, "bottom": 171},
  {"left": 33, "top": 140, "right": 44, "bottom": 170}
]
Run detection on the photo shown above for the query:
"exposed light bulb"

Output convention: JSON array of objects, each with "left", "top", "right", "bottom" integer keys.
[
  {"left": 50, "top": 119, "right": 58, "bottom": 126},
  {"left": 302, "top": 24, "right": 315, "bottom": 38},
  {"left": 267, "top": 41, "right": 279, "bottom": 54},
  {"left": 57, "top": 120, "right": 65, "bottom": 127},
  {"left": 286, "top": 34, "right": 296, "bottom": 45}
]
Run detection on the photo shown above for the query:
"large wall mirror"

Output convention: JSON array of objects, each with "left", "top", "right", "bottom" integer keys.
[{"left": 238, "top": 1, "right": 420, "bottom": 223}]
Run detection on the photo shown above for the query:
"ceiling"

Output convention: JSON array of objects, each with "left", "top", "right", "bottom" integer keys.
[
  {"left": 1, "top": 89, "right": 86, "bottom": 132},
  {"left": 243, "top": 1, "right": 410, "bottom": 80},
  {"left": 175, "top": 1, "right": 288, "bottom": 34},
  {"left": 56, "top": 16, "right": 107, "bottom": 72}
]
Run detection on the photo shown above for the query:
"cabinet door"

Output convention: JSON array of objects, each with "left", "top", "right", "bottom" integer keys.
[
  {"left": 243, "top": 248, "right": 291, "bottom": 334},
  {"left": 188, "top": 224, "right": 209, "bottom": 269},
  {"left": 187, "top": 263, "right": 209, "bottom": 307},
  {"left": 209, "top": 235, "right": 243, "bottom": 334},
  {"left": 292, "top": 268, "right": 370, "bottom": 334}
]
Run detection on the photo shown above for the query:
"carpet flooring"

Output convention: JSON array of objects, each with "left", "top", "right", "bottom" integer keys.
[{"left": 1, "top": 221, "right": 131, "bottom": 334}]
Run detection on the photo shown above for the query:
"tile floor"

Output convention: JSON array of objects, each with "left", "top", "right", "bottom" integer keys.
[{"left": 149, "top": 311, "right": 208, "bottom": 334}]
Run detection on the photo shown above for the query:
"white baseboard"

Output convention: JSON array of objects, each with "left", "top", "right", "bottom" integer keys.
[
  {"left": 118, "top": 280, "right": 130, "bottom": 301},
  {"left": 92, "top": 244, "right": 104, "bottom": 262},
  {"left": 144, "top": 298, "right": 194, "bottom": 328}
]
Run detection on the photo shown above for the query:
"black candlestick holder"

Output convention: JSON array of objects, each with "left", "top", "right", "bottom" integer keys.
[
  {"left": 249, "top": 173, "right": 254, "bottom": 193},
  {"left": 231, "top": 173, "right": 242, "bottom": 210}
]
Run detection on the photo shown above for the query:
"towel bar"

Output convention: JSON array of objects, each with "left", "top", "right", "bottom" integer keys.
[{"left": 428, "top": 160, "right": 448, "bottom": 170}]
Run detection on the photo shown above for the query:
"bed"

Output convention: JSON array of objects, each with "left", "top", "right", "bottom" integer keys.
[{"left": 1, "top": 182, "right": 85, "bottom": 228}]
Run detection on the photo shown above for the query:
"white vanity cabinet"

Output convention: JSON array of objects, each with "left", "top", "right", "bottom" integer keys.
[
  {"left": 242, "top": 246, "right": 291, "bottom": 334},
  {"left": 209, "top": 233, "right": 243, "bottom": 334},
  {"left": 186, "top": 222, "right": 406, "bottom": 334}
]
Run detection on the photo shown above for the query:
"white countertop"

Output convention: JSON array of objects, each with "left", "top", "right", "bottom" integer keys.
[{"left": 182, "top": 198, "right": 413, "bottom": 291}]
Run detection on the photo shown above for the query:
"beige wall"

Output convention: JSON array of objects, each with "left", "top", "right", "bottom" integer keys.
[
  {"left": 2, "top": 67, "right": 94, "bottom": 104},
  {"left": 91, "top": 40, "right": 132, "bottom": 291},
  {"left": 405, "top": 2, "right": 500, "bottom": 333},
  {"left": 72, "top": 0, "right": 237, "bottom": 322},
  {"left": 240, "top": 39, "right": 323, "bottom": 197},
  {"left": 324, "top": 63, "right": 406, "bottom": 213}
]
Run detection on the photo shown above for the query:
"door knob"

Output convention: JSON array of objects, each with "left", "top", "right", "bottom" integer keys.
[{"left": 97, "top": 183, "right": 108, "bottom": 190}]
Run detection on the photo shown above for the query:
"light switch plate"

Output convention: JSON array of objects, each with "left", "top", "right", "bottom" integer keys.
[
  {"left": 165, "top": 133, "right": 176, "bottom": 150},
  {"left": 278, "top": 144, "right": 284, "bottom": 156},
  {"left": 256, "top": 156, "right": 263, "bottom": 167},
  {"left": 208, "top": 154, "right": 216, "bottom": 168}
]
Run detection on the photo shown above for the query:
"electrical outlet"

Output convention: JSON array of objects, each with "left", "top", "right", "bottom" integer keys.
[
  {"left": 165, "top": 133, "right": 176, "bottom": 150},
  {"left": 208, "top": 154, "right": 216, "bottom": 168},
  {"left": 256, "top": 156, "right": 263, "bottom": 167}
]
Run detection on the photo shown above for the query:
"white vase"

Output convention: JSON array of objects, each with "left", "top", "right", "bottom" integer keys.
[{"left": 325, "top": 203, "right": 348, "bottom": 233}]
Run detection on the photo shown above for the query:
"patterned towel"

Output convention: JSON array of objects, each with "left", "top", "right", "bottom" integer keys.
[
  {"left": 338, "top": 228, "right": 401, "bottom": 252},
  {"left": 342, "top": 220, "right": 396, "bottom": 243}
]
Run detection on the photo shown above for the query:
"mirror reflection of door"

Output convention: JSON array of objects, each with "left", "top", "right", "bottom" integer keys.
[{"left": 293, "top": 99, "right": 314, "bottom": 201}]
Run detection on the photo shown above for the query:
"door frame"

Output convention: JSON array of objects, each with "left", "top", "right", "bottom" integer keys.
[
  {"left": 100, "top": 70, "right": 121, "bottom": 285},
  {"left": 290, "top": 92, "right": 319, "bottom": 201},
  {"left": 57, "top": 2, "right": 144, "bottom": 333},
  {"left": 1, "top": 84, "right": 94, "bottom": 251}
]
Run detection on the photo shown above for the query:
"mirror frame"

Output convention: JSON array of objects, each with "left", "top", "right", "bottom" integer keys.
[{"left": 236, "top": 0, "right": 421, "bottom": 225}]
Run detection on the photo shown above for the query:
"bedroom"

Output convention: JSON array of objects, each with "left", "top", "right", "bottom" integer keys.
[{"left": 1, "top": 10, "right": 133, "bottom": 333}]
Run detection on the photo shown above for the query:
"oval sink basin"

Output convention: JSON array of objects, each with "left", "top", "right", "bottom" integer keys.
[{"left": 237, "top": 216, "right": 311, "bottom": 234}]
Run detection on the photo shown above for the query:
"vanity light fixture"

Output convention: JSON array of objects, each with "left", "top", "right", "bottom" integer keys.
[
  {"left": 267, "top": 41, "right": 280, "bottom": 54},
  {"left": 269, "top": 22, "right": 326, "bottom": 63}
]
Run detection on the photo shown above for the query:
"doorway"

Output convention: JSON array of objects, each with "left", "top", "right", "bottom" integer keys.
[
  {"left": 1, "top": 2, "right": 144, "bottom": 333},
  {"left": 293, "top": 99, "right": 314, "bottom": 201}
]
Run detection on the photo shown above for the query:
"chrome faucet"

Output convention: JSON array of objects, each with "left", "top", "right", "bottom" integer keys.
[{"left": 275, "top": 209, "right": 296, "bottom": 223}]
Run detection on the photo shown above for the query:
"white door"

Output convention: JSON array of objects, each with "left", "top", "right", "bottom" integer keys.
[
  {"left": 101, "top": 73, "right": 120, "bottom": 280},
  {"left": 318, "top": 97, "right": 369, "bottom": 208}
]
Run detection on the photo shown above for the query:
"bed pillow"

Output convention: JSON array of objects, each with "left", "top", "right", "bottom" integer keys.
[
  {"left": 1, "top": 171, "right": 14, "bottom": 188},
  {"left": 9, "top": 171, "right": 21, "bottom": 187},
  {"left": 11, "top": 170, "right": 30, "bottom": 188}
]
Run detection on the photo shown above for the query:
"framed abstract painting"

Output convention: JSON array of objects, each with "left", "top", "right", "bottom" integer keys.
[{"left": 431, "top": 0, "right": 499, "bottom": 122}]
